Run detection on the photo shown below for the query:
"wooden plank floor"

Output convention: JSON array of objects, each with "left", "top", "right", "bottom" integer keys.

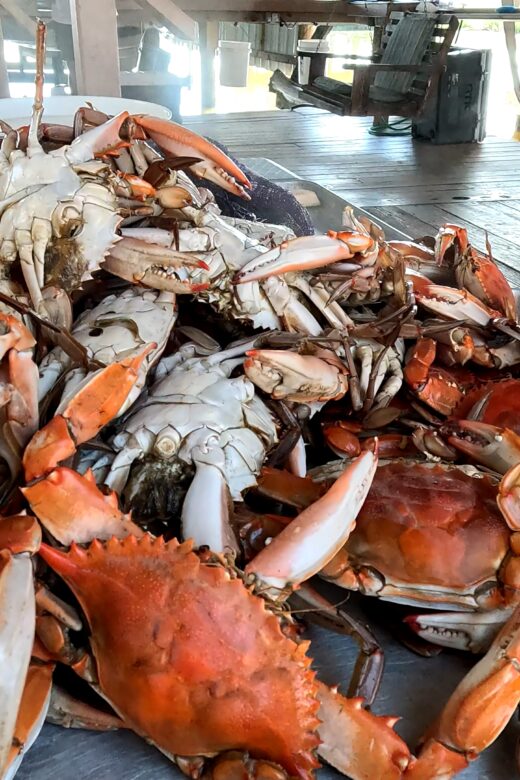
[{"left": 187, "top": 109, "right": 520, "bottom": 285}]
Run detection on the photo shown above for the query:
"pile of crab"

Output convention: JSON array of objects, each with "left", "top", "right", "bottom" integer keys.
[{"left": 4, "top": 21, "right": 520, "bottom": 780}]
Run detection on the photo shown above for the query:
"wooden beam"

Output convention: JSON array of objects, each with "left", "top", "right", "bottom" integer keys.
[
  {"left": 175, "top": 0, "right": 416, "bottom": 23},
  {"left": 0, "top": 0, "right": 37, "bottom": 36},
  {"left": 199, "top": 20, "right": 218, "bottom": 111},
  {"left": 142, "top": 0, "right": 197, "bottom": 40},
  {"left": 0, "top": 19, "right": 9, "bottom": 98},
  {"left": 69, "top": 0, "right": 121, "bottom": 97}
]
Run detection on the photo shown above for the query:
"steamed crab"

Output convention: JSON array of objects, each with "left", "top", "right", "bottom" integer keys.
[
  {"left": 254, "top": 455, "right": 520, "bottom": 658},
  {"left": 86, "top": 334, "right": 279, "bottom": 551},
  {"left": 5, "top": 362, "right": 520, "bottom": 780},
  {"left": 0, "top": 23, "right": 251, "bottom": 321}
]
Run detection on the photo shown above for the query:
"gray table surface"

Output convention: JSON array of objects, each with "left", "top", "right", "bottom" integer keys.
[{"left": 19, "top": 163, "right": 518, "bottom": 779}]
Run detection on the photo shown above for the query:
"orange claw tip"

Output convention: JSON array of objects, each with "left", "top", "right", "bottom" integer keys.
[
  {"left": 23, "top": 415, "right": 76, "bottom": 482},
  {"left": 191, "top": 282, "right": 210, "bottom": 293},
  {"left": 197, "top": 259, "right": 210, "bottom": 271}
]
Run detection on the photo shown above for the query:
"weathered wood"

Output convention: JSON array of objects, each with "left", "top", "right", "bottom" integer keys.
[
  {"left": 185, "top": 110, "right": 520, "bottom": 286},
  {"left": 69, "top": 0, "right": 121, "bottom": 97},
  {"left": 0, "top": 0, "right": 36, "bottom": 36},
  {"left": 0, "top": 19, "right": 10, "bottom": 99},
  {"left": 199, "top": 20, "right": 219, "bottom": 111},
  {"left": 142, "top": 0, "right": 197, "bottom": 40},
  {"left": 175, "top": 0, "right": 417, "bottom": 23}
]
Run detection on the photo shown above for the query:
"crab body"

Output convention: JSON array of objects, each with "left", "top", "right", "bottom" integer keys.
[
  {"left": 38, "top": 286, "right": 177, "bottom": 411},
  {"left": 39, "top": 536, "right": 321, "bottom": 776}
]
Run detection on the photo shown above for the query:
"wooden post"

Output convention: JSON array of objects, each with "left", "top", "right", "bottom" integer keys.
[
  {"left": 0, "top": 19, "right": 9, "bottom": 98},
  {"left": 199, "top": 20, "right": 219, "bottom": 112},
  {"left": 69, "top": 0, "right": 121, "bottom": 96}
]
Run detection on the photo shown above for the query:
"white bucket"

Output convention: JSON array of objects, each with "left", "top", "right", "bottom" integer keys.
[
  {"left": 297, "top": 39, "right": 331, "bottom": 86},
  {"left": 218, "top": 40, "right": 251, "bottom": 88}
]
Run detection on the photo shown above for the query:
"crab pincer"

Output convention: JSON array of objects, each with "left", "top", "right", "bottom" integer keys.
[
  {"left": 23, "top": 345, "right": 156, "bottom": 481},
  {"left": 131, "top": 115, "right": 252, "bottom": 199},
  {"left": 232, "top": 233, "right": 375, "bottom": 285}
]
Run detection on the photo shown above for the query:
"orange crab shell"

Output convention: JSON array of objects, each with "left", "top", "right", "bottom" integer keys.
[
  {"left": 39, "top": 535, "right": 321, "bottom": 777},
  {"left": 453, "top": 378, "right": 520, "bottom": 435}
]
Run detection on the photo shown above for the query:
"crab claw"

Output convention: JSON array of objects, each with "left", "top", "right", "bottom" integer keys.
[
  {"left": 498, "top": 462, "right": 520, "bottom": 531},
  {"left": 131, "top": 115, "right": 252, "bottom": 199},
  {"left": 411, "top": 277, "right": 501, "bottom": 327},
  {"left": 244, "top": 348, "right": 349, "bottom": 403},
  {"left": 23, "top": 346, "right": 155, "bottom": 481},
  {"left": 443, "top": 420, "right": 520, "bottom": 475},
  {"left": 232, "top": 233, "right": 373, "bottom": 284},
  {"left": 63, "top": 111, "right": 131, "bottom": 165},
  {"left": 3, "top": 661, "right": 53, "bottom": 780},
  {"left": 434, "top": 224, "right": 469, "bottom": 265},
  {"left": 245, "top": 448, "right": 378, "bottom": 594},
  {"left": 405, "top": 608, "right": 512, "bottom": 653},
  {"left": 455, "top": 248, "right": 518, "bottom": 323},
  {"left": 408, "top": 603, "right": 520, "bottom": 775},
  {"left": 104, "top": 236, "right": 209, "bottom": 295},
  {"left": 22, "top": 467, "right": 143, "bottom": 546},
  {"left": 0, "top": 550, "right": 35, "bottom": 776}
]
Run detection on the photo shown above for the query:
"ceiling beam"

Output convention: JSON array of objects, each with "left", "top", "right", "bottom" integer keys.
[{"left": 142, "top": 0, "right": 197, "bottom": 40}]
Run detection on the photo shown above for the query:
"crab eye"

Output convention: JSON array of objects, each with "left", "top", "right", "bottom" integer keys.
[{"left": 51, "top": 201, "right": 84, "bottom": 239}]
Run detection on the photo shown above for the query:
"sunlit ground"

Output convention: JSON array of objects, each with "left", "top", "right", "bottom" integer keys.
[{"left": 5, "top": 24, "right": 520, "bottom": 139}]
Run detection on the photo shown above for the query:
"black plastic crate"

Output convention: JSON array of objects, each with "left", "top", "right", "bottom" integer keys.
[{"left": 412, "top": 47, "right": 491, "bottom": 144}]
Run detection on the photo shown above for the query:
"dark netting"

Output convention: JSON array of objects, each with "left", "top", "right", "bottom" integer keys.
[{"left": 189, "top": 137, "right": 314, "bottom": 237}]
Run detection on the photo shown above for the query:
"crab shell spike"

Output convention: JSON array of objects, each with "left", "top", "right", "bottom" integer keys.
[
  {"left": 232, "top": 234, "right": 370, "bottom": 285},
  {"left": 445, "top": 420, "right": 520, "bottom": 476},
  {"left": 23, "top": 345, "right": 155, "bottom": 482},
  {"left": 423, "top": 602, "right": 520, "bottom": 764},
  {"left": 63, "top": 111, "right": 130, "bottom": 165},
  {"left": 316, "top": 682, "right": 410, "bottom": 779},
  {"left": 244, "top": 349, "right": 349, "bottom": 403},
  {"left": 131, "top": 115, "right": 252, "bottom": 198},
  {"left": 22, "top": 467, "right": 143, "bottom": 546},
  {"left": 245, "top": 448, "right": 378, "bottom": 594},
  {"left": 38, "top": 536, "right": 321, "bottom": 777},
  {"left": 0, "top": 551, "right": 35, "bottom": 776}
]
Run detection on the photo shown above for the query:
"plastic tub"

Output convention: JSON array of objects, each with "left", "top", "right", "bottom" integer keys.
[
  {"left": 297, "top": 39, "right": 331, "bottom": 86},
  {"left": 218, "top": 40, "right": 251, "bottom": 88},
  {"left": 0, "top": 95, "right": 171, "bottom": 129}
]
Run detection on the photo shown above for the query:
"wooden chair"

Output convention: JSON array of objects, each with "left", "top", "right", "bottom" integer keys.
[{"left": 270, "top": 11, "right": 459, "bottom": 119}]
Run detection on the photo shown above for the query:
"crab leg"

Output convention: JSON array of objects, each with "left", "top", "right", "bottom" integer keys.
[
  {"left": 181, "top": 443, "right": 239, "bottom": 555},
  {"left": 23, "top": 346, "right": 155, "bottom": 481},
  {"left": 0, "top": 551, "right": 35, "bottom": 776},
  {"left": 3, "top": 662, "right": 54, "bottom": 780},
  {"left": 233, "top": 233, "right": 374, "bottom": 284},
  {"left": 131, "top": 115, "right": 252, "bottom": 199},
  {"left": 245, "top": 448, "right": 378, "bottom": 594},
  {"left": 405, "top": 603, "right": 520, "bottom": 778},
  {"left": 316, "top": 682, "right": 410, "bottom": 780}
]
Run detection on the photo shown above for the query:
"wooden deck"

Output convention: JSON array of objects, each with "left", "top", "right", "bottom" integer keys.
[{"left": 187, "top": 109, "right": 520, "bottom": 285}]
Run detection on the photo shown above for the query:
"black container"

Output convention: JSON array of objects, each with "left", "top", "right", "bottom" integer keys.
[{"left": 412, "top": 47, "right": 491, "bottom": 144}]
